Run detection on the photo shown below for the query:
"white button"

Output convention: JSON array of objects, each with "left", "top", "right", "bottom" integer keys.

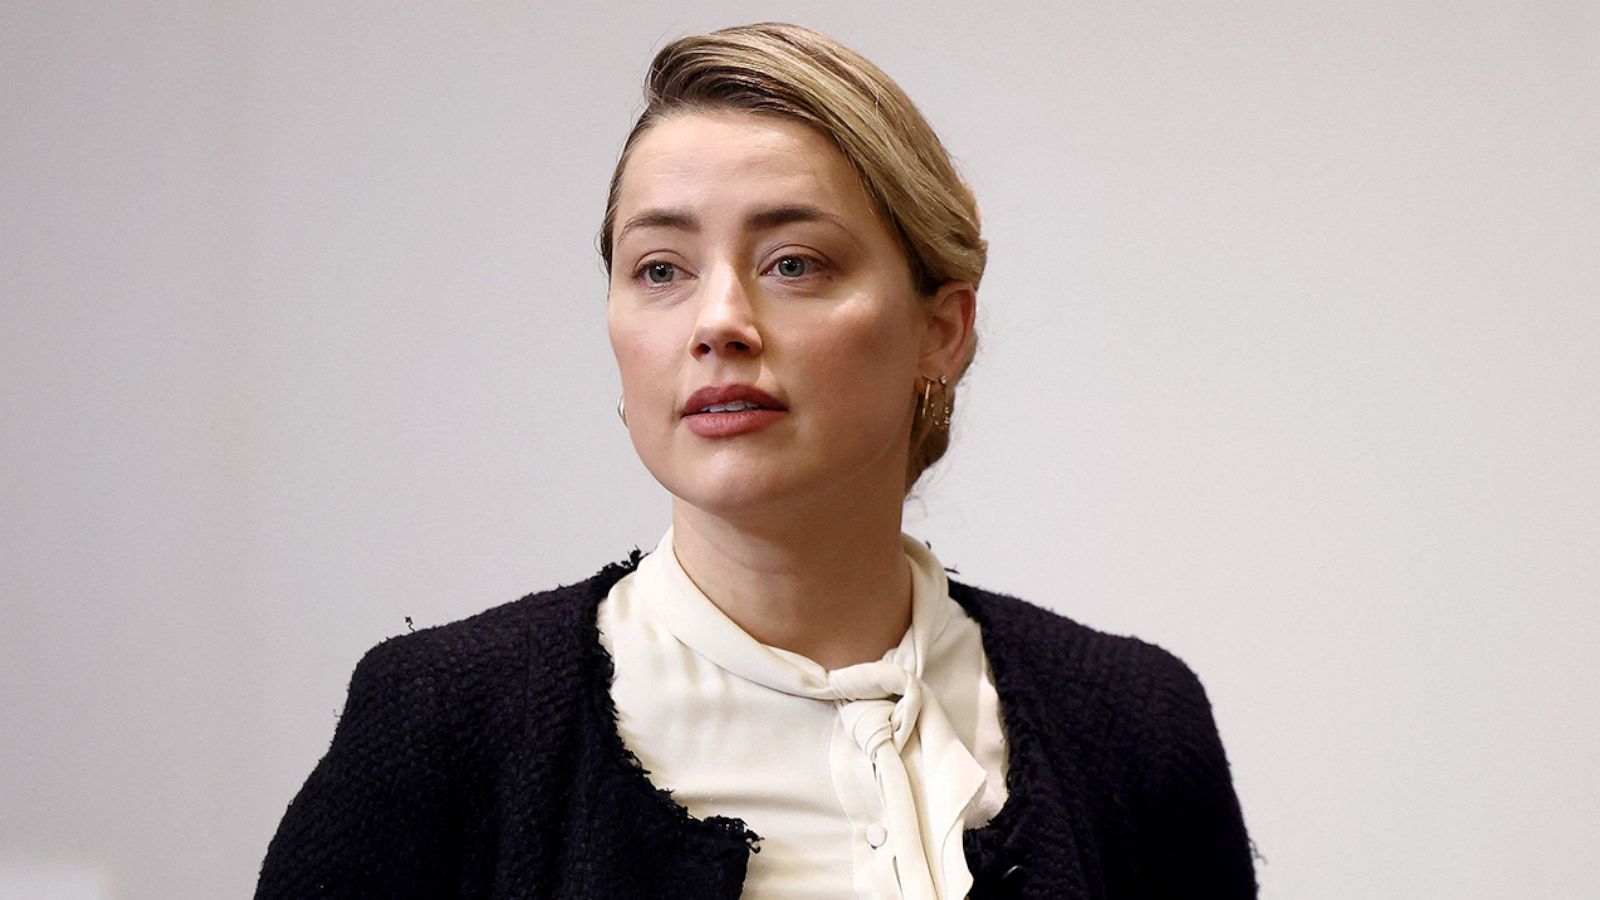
[{"left": 866, "top": 823, "right": 888, "bottom": 848}]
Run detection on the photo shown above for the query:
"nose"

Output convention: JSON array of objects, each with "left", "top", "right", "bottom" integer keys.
[{"left": 690, "top": 267, "right": 764, "bottom": 360}]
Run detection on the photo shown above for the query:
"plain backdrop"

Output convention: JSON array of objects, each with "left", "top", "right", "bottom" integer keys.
[{"left": 3, "top": 2, "right": 1597, "bottom": 898}]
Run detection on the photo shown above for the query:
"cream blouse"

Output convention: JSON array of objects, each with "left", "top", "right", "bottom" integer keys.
[{"left": 597, "top": 528, "right": 1008, "bottom": 899}]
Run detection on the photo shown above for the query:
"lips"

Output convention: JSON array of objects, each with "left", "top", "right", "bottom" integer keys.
[
  {"left": 680, "top": 384, "right": 788, "bottom": 439},
  {"left": 681, "top": 384, "right": 786, "bottom": 417}
]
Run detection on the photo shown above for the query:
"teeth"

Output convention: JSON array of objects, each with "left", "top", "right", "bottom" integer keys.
[{"left": 699, "top": 400, "right": 761, "bottom": 413}]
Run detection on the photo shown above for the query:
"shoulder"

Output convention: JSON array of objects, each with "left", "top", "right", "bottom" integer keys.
[
  {"left": 951, "top": 582, "right": 1254, "bottom": 890},
  {"left": 260, "top": 559, "right": 642, "bottom": 895},
  {"left": 337, "top": 556, "right": 640, "bottom": 726},
  {"left": 951, "top": 580, "right": 1205, "bottom": 697},
  {"left": 949, "top": 580, "right": 1219, "bottom": 748}
]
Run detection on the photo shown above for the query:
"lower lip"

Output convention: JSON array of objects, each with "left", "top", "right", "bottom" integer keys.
[{"left": 682, "top": 408, "right": 787, "bottom": 437}]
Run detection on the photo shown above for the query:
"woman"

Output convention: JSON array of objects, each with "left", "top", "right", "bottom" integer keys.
[{"left": 257, "top": 23, "right": 1255, "bottom": 900}]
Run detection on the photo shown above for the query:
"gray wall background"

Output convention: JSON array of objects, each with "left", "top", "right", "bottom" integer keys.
[{"left": 3, "top": 2, "right": 1596, "bottom": 897}]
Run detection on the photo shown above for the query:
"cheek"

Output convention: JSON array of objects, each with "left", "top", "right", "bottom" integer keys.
[
  {"left": 792, "top": 306, "right": 919, "bottom": 422},
  {"left": 609, "top": 318, "right": 674, "bottom": 390},
  {"left": 609, "top": 314, "right": 689, "bottom": 474}
]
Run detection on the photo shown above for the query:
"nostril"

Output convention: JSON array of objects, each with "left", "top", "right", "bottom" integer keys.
[{"left": 690, "top": 333, "right": 760, "bottom": 357}]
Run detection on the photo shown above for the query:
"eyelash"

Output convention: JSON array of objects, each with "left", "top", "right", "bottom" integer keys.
[{"left": 631, "top": 254, "right": 827, "bottom": 288}]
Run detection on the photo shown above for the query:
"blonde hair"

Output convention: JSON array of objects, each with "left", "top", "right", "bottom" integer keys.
[{"left": 600, "top": 22, "right": 986, "bottom": 493}]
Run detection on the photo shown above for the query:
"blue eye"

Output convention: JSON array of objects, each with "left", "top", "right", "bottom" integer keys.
[
  {"left": 643, "top": 261, "right": 678, "bottom": 285},
  {"left": 773, "top": 256, "right": 811, "bottom": 278}
]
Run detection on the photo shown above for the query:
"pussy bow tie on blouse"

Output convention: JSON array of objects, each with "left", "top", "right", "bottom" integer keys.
[
  {"left": 810, "top": 655, "right": 988, "bottom": 900},
  {"left": 642, "top": 529, "right": 989, "bottom": 900}
]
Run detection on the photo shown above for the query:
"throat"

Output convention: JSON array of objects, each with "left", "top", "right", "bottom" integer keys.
[{"left": 670, "top": 522, "right": 915, "bottom": 670}]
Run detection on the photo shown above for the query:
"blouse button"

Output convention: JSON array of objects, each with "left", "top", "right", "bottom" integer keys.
[{"left": 865, "top": 823, "right": 888, "bottom": 848}]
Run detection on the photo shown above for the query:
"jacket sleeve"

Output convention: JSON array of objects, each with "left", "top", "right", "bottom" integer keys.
[
  {"left": 255, "top": 635, "right": 463, "bottom": 899},
  {"left": 1132, "top": 650, "right": 1257, "bottom": 898}
]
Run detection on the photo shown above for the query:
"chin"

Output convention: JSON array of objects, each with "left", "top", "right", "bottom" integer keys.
[
  {"left": 640, "top": 441, "right": 898, "bottom": 521},
  {"left": 666, "top": 474, "right": 806, "bottom": 519}
]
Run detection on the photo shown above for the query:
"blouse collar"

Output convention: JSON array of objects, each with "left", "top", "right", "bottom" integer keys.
[
  {"left": 633, "top": 526, "right": 955, "bottom": 686},
  {"left": 628, "top": 527, "right": 986, "bottom": 899}
]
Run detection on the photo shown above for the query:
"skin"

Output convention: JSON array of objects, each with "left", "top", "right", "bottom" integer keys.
[{"left": 606, "top": 111, "right": 976, "bottom": 669}]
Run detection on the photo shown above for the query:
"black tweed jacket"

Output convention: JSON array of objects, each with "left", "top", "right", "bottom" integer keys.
[{"left": 256, "top": 552, "right": 1256, "bottom": 899}]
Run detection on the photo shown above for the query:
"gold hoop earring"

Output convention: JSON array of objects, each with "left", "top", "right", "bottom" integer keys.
[
  {"left": 917, "top": 374, "right": 951, "bottom": 430},
  {"left": 616, "top": 394, "right": 627, "bottom": 426}
]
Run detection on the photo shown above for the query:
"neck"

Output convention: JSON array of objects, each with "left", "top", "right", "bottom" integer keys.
[{"left": 669, "top": 493, "right": 913, "bottom": 671}]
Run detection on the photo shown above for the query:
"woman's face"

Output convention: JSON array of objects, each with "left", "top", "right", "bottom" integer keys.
[{"left": 606, "top": 111, "right": 948, "bottom": 519}]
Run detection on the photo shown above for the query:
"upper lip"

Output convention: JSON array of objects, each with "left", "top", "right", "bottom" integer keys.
[{"left": 681, "top": 384, "right": 787, "bottom": 416}]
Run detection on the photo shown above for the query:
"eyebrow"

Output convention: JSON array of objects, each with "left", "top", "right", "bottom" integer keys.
[
  {"left": 616, "top": 209, "right": 698, "bottom": 243},
  {"left": 746, "top": 203, "right": 849, "bottom": 234},
  {"left": 616, "top": 203, "right": 851, "bottom": 245}
]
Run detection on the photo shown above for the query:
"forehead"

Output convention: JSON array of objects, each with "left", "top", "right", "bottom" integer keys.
[{"left": 614, "top": 111, "right": 879, "bottom": 226}]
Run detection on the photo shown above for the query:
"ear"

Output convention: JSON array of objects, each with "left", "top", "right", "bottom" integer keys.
[{"left": 918, "top": 280, "right": 977, "bottom": 378}]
